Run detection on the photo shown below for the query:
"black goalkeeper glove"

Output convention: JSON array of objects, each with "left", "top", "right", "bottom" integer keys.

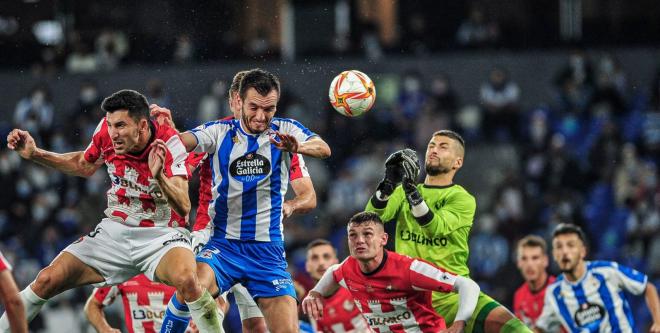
[
  {"left": 402, "top": 177, "right": 424, "bottom": 206},
  {"left": 398, "top": 149, "right": 420, "bottom": 182},
  {"left": 376, "top": 150, "right": 406, "bottom": 197}
]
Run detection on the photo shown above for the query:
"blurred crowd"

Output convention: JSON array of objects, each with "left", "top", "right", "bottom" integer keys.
[{"left": 1, "top": 50, "right": 659, "bottom": 331}]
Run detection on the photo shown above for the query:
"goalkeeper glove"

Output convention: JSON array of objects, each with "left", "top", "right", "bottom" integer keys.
[{"left": 376, "top": 150, "right": 406, "bottom": 197}]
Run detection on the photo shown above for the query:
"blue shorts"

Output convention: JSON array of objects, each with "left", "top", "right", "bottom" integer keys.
[{"left": 196, "top": 238, "right": 296, "bottom": 301}]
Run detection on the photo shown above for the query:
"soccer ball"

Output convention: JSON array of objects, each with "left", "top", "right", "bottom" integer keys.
[{"left": 329, "top": 70, "right": 376, "bottom": 117}]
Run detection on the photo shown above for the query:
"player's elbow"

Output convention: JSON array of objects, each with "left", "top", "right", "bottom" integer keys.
[{"left": 320, "top": 144, "right": 331, "bottom": 159}]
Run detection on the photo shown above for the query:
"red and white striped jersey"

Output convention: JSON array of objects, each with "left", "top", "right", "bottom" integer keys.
[
  {"left": 92, "top": 274, "right": 176, "bottom": 333},
  {"left": 190, "top": 116, "right": 310, "bottom": 232},
  {"left": 333, "top": 251, "right": 456, "bottom": 333},
  {"left": 84, "top": 118, "right": 190, "bottom": 228},
  {"left": 314, "top": 287, "right": 370, "bottom": 333},
  {"left": 0, "top": 250, "right": 11, "bottom": 272}
]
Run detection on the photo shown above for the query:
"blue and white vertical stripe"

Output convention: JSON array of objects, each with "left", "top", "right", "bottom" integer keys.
[
  {"left": 537, "top": 260, "right": 648, "bottom": 333},
  {"left": 189, "top": 118, "right": 316, "bottom": 242}
]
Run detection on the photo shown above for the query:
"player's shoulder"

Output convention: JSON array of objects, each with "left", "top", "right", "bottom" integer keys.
[
  {"left": 272, "top": 117, "right": 312, "bottom": 132},
  {"left": 587, "top": 260, "right": 619, "bottom": 273},
  {"left": 450, "top": 184, "right": 476, "bottom": 202},
  {"left": 199, "top": 118, "right": 235, "bottom": 130},
  {"left": 90, "top": 117, "right": 112, "bottom": 145},
  {"left": 154, "top": 121, "right": 180, "bottom": 140}
]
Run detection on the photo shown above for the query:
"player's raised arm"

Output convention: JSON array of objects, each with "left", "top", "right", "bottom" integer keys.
[
  {"left": 84, "top": 288, "right": 121, "bottom": 333},
  {"left": 271, "top": 133, "right": 331, "bottom": 159},
  {"left": 6, "top": 129, "right": 100, "bottom": 178},
  {"left": 148, "top": 139, "right": 191, "bottom": 217},
  {"left": 365, "top": 150, "right": 411, "bottom": 220}
]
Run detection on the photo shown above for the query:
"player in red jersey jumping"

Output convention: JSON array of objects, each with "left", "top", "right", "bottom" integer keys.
[
  {"left": 0, "top": 251, "right": 27, "bottom": 333},
  {"left": 302, "top": 211, "right": 480, "bottom": 333},
  {"left": 2, "top": 90, "right": 221, "bottom": 333},
  {"left": 304, "top": 239, "right": 369, "bottom": 333}
]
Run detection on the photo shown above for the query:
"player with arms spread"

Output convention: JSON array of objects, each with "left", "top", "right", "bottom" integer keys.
[
  {"left": 1, "top": 90, "right": 221, "bottom": 333},
  {"left": 302, "top": 211, "right": 480, "bottom": 333},
  {"left": 365, "top": 130, "right": 531, "bottom": 332},
  {"left": 304, "top": 239, "right": 369, "bottom": 333},
  {"left": 0, "top": 251, "right": 27, "bottom": 333},
  {"left": 154, "top": 69, "right": 316, "bottom": 333},
  {"left": 159, "top": 68, "right": 331, "bottom": 333}
]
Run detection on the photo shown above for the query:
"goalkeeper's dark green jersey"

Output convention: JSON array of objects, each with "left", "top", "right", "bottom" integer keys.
[{"left": 365, "top": 183, "right": 476, "bottom": 277}]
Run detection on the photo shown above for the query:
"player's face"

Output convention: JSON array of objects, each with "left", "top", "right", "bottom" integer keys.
[
  {"left": 517, "top": 246, "right": 548, "bottom": 282},
  {"left": 306, "top": 244, "right": 339, "bottom": 281},
  {"left": 552, "top": 233, "right": 586, "bottom": 274},
  {"left": 347, "top": 222, "right": 387, "bottom": 261},
  {"left": 425, "top": 135, "right": 463, "bottom": 176},
  {"left": 229, "top": 90, "right": 241, "bottom": 118},
  {"left": 106, "top": 110, "right": 147, "bottom": 155},
  {"left": 239, "top": 88, "right": 278, "bottom": 134}
]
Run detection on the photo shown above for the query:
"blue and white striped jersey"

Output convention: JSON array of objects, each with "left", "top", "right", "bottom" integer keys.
[
  {"left": 188, "top": 118, "right": 316, "bottom": 242},
  {"left": 537, "top": 260, "right": 648, "bottom": 333}
]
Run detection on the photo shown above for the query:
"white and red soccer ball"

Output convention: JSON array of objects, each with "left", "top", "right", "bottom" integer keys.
[{"left": 329, "top": 70, "right": 376, "bottom": 117}]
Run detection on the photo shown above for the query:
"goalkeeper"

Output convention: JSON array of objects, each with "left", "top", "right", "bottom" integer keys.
[{"left": 365, "top": 130, "right": 531, "bottom": 333}]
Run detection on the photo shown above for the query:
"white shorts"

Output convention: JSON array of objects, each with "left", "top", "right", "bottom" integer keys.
[
  {"left": 230, "top": 283, "right": 263, "bottom": 320},
  {"left": 63, "top": 218, "right": 192, "bottom": 287}
]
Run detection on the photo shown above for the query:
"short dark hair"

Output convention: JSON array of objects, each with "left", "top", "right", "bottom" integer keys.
[
  {"left": 552, "top": 223, "right": 587, "bottom": 245},
  {"left": 306, "top": 239, "right": 336, "bottom": 253},
  {"left": 348, "top": 211, "right": 383, "bottom": 227},
  {"left": 101, "top": 89, "right": 149, "bottom": 122},
  {"left": 239, "top": 68, "right": 280, "bottom": 101},
  {"left": 229, "top": 70, "right": 249, "bottom": 99},
  {"left": 517, "top": 235, "right": 547, "bottom": 253},
  {"left": 433, "top": 130, "right": 465, "bottom": 149}
]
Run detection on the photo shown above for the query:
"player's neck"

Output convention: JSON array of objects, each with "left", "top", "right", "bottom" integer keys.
[
  {"left": 527, "top": 272, "right": 548, "bottom": 292},
  {"left": 358, "top": 251, "right": 386, "bottom": 274},
  {"left": 564, "top": 262, "right": 586, "bottom": 282},
  {"left": 425, "top": 173, "right": 454, "bottom": 186}
]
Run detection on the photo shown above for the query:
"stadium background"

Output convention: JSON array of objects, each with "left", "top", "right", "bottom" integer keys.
[{"left": 1, "top": 0, "right": 659, "bottom": 331}]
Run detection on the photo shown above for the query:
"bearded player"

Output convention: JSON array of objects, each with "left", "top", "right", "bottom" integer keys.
[
  {"left": 366, "top": 130, "right": 531, "bottom": 332},
  {"left": 155, "top": 70, "right": 316, "bottom": 333}
]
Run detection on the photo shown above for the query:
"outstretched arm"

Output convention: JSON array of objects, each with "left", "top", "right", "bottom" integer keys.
[
  {"left": 0, "top": 270, "right": 27, "bottom": 333},
  {"left": 7, "top": 129, "right": 100, "bottom": 177},
  {"left": 271, "top": 134, "right": 331, "bottom": 159},
  {"left": 645, "top": 283, "right": 660, "bottom": 333}
]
